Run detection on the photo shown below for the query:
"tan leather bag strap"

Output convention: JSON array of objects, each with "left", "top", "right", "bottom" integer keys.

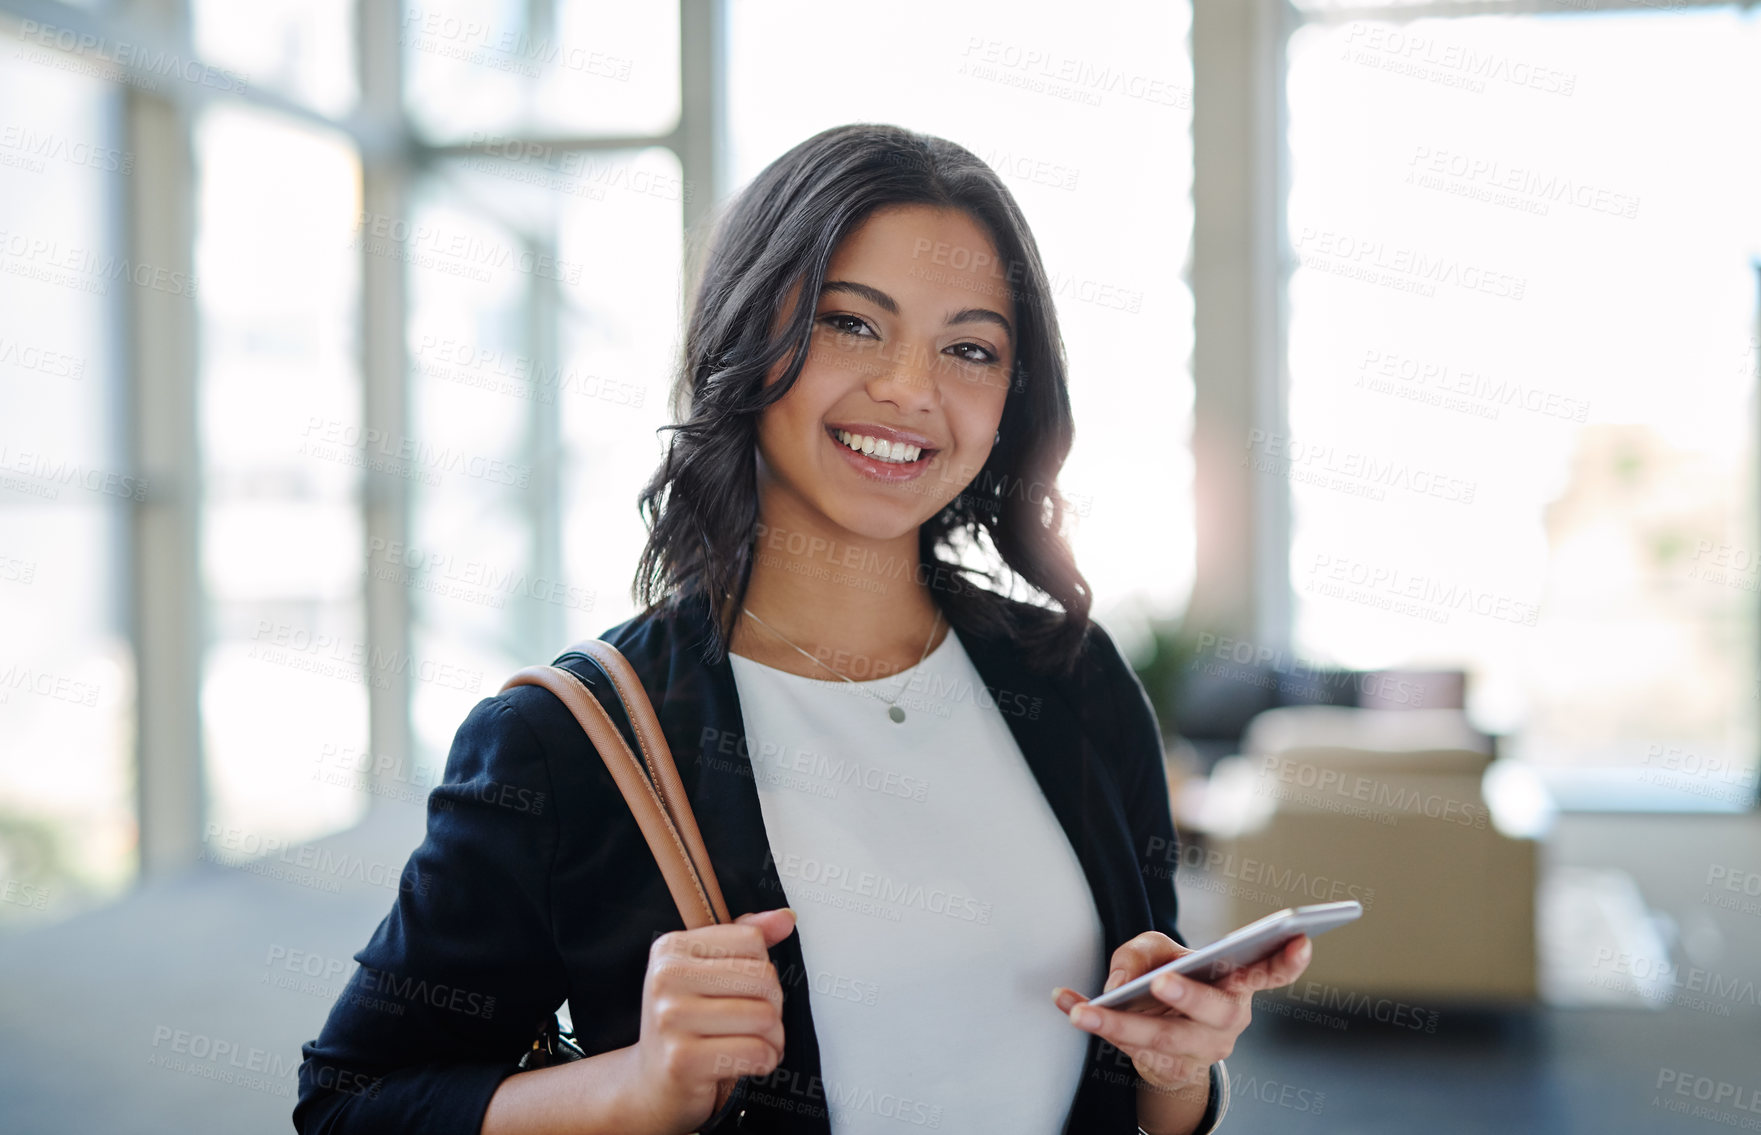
[
  {"left": 500, "top": 641, "right": 744, "bottom": 1123},
  {"left": 499, "top": 641, "right": 731, "bottom": 929},
  {"left": 572, "top": 641, "right": 733, "bottom": 927}
]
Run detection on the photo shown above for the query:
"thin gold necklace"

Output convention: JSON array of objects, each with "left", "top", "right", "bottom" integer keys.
[{"left": 739, "top": 606, "right": 941, "bottom": 724}]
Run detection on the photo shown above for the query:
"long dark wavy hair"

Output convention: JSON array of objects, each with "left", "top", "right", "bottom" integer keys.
[{"left": 634, "top": 123, "right": 1093, "bottom": 677}]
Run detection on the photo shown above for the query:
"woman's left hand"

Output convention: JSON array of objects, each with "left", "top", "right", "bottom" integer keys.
[{"left": 1052, "top": 932, "right": 1313, "bottom": 1092}]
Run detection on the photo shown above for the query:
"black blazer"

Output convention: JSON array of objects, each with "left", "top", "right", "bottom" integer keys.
[{"left": 293, "top": 591, "right": 1206, "bottom": 1134}]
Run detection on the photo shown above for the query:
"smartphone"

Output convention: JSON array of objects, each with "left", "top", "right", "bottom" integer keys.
[{"left": 1084, "top": 900, "right": 1364, "bottom": 1012}]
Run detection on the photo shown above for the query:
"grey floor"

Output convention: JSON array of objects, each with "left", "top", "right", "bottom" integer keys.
[
  {"left": 0, "top": 803, "right": 433, "bottom": 1135},
  {"left": 1, "top": 804, "right": 1757, "bottom": 1134}
]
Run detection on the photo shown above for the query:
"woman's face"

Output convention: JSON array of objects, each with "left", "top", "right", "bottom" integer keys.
[{"left": 755, "top": 204, "right": 1016, "bottom": 542}]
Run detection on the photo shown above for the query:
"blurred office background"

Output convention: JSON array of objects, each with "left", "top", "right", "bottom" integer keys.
[{"left": 0, "top": 0, "right": 1757, "bottom": 1131}]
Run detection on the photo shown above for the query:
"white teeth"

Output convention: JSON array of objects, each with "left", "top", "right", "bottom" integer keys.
[{"left": 834, "top": 430, "right": 925, "bottom": 464}]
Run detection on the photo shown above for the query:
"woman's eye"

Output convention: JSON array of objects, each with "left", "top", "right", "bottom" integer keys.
[
  {"left": 819, "top": 313, "right": 873, "bottom": 337},
  {"left": 947, "top": 342, "right": 998, "bottom": 365}
]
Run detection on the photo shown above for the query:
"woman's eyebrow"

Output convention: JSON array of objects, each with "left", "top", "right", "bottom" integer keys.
[
  {"left": 822, "top": 279, "right": 898, "bottom": 314},
  {"left": 822, "top": 279, "right": 1013, "bottom": 340},
  {"left": 946, "top": 305, "right": 1014, "bottom": 340}
]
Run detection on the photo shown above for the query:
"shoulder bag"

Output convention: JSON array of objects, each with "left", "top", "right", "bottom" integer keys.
[{"left": 499, "top": 639, "right": 743, "bottom": 1120}]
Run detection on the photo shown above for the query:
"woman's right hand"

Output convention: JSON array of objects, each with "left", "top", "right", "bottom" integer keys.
[{"left": 625, "top": 907, "right": 796, "bottom": 1134}]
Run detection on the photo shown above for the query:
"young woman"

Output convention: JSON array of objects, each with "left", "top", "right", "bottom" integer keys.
[{"left": 294, "top": 123, "right": 1310, "bottom": 1135}]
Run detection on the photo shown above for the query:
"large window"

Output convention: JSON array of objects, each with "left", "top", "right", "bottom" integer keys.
[
  {"left": 0, "top": 0, "right": 698, "bottom": 914},
  {"left": 1281, "top": 6, "right": 1761, "bottom": 803},
  {"left": 402, "top": 79, "right": 685, "bottom": 777},
  {"left": 195, "top": 105, "right": 367, "bottom": 848},
  {"left": 402, "top": 175, "right": 547, "bottom": 771},
  {"left": 554, "top": 146, "right": 685, "bottom": 638},
  {"left": 0, "top": 29, "right": 134, "bottom": 924},
  {"left": 403, "top": 1, "right": 680, "bottom": 141}
]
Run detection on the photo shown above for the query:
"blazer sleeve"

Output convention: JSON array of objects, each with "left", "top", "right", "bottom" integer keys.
[
  {"left": 1084, "top": 621, "right": 1188, "bottom": 950},
  {"left": 292, "top": 692, "right": 569, "bottom": 1135}
]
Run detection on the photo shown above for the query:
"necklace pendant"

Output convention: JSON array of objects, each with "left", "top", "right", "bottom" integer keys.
[{"left": 888, "top": 705, "right": 906, "bottom": 723}]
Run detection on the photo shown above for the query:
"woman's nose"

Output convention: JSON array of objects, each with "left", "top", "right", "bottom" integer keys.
[{"left": 864, "top": 339, "right": 944, "bottom": 410}]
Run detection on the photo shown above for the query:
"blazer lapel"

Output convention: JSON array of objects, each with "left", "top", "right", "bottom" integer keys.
[
  {"left": 952, "top": 622, "right": 1148, "bottom": 950},
  {"left": 644, "top": 594, "right": 833, "bottom": 1133},
  {"left": 952, "top": 620, "right": 1152, "bottom": 1133}
]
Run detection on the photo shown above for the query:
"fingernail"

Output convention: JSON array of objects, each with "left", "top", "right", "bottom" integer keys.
[
  {"left": 1156, "top": 977, "right": 1185, "bottom": 1001},
  {"left": 1071, "top": 1007, "right": 1100, "bottom": 1029},
  {"left": 1103, "top": 968, "right": 1126, "bottom": 992}
]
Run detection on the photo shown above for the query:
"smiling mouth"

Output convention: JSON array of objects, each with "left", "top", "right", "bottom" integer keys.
[{"left": 827, "top": 426, "right": 937, "bottom": 465}]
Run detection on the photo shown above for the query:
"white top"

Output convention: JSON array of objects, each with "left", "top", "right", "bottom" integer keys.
[{"left": 729, "top": 626, "right": 1105, "bottom": 1134}]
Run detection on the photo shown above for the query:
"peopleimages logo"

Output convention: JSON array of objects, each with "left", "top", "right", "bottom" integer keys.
[
  {"left": 357, "top": 966, "right": 496, "bottom": 1019},
  {"left": 0, "top": 444, "right": 148, "bottom": 501},
  {"left": 1340, "top": 23, "right": 1576, "bottom": 97},
  {"left": 1245, "top": 430, "right": 1478, "bottom": 503},
  {"left": 14, "top": 19, "right": 251, "bottom": 94},
  {"left": 1291, "top": 227, "right": 1527, "bottom": 301},
  {"left": 147, "top": 1025, "right": 305, "bottom": 1100},
  {"left": 1187, "top": 633, "right": 1425, "bottom": 708},
  {"left": 1654, "top": 1068, "right": 1761, "bottom": 1127},
  {"left": 1591, "top": 949, "right": 1757, "bottom": 1017},
  {"left": 1142, "top": 838, "right": 1377, "bottom": 910},
  {"left": 1356, "top": 348, "right": 1590, "bottom": 424},
  {"left": 1269, "top": 980, "right": 1440, "bottom": 1034},
  {"left": 0, "top": 228, "right": 197, "bottom": 297},
  {"left": 1405, "top": 146, "right": 1640, "bottom": 220},
  {"left": 1305, "top": 553, "right": 1541, "bottom": 628},
  {"left": 1258, "top": 755, "right": 1489, "bottom": 830},
  {"left": 763, "top": 850, "right": 993, "bottom": 924},
  {"left": 200, "top": 823, "right": 433, "bottom": 898},
  {"left": 300, "top": 416, "right": 532, "bottom": 488}
]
